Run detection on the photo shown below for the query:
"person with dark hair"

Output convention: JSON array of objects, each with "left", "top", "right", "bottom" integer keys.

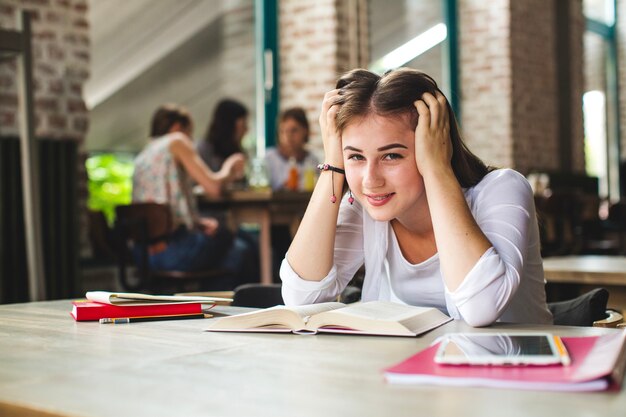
[
  {"left": 198, "top": 98, "right": 249, "bottom": 172},
  {"left": 280, "top": 68, "right": 553, "bottom": 326},
  {"left": 132, "top": 103, "right": 254, "bottom": 284},
  {"left": 265, "top": 107, "right": 320, "bottom": 190}
]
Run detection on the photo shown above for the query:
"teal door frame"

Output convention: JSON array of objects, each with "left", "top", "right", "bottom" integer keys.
[{"left": 255, "top": 0, "right": 279, "bottom": 155}]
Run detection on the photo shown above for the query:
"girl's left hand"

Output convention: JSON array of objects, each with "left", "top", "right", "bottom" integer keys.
[{"left": 413, "top": 91, "right": 452, "bottom": 177}]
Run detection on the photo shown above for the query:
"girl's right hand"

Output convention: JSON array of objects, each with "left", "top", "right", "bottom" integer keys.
[{"left": 319, "top": 89, "right": 343, "bottom": 167}]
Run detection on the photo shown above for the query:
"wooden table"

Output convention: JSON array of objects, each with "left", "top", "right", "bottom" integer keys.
[
  {"left": 543, "top": 255, "right": 626, "bottom": 312},
  {"left": 1, "top": 300, "right": 625, "bottom": 417},
  {"left": 199, "top": 189, "right": 311, "bottom": 284},
  {"left": 543, "top": 256, "right": 626, "bottom": 286}
]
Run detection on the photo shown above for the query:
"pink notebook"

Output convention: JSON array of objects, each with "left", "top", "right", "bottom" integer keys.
[{"left": 384, "top": 331, "right": 626, "bottom": 391}]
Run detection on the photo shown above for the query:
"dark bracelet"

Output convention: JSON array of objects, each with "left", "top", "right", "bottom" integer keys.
[{"left": 317, "top": 163, "right": 345, "bottom": 175}]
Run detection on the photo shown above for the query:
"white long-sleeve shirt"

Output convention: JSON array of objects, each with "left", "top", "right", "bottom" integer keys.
[{"left": 280, "top": 169, "right": 553, "bottom": 326}]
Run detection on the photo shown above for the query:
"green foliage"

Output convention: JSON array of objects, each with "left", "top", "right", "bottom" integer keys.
[{"left": 86, "top": 154, "right": 134, "bottom": 224}]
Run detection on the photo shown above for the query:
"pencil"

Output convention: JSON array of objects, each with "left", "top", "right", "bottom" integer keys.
[
  {"left": 99, "top": 313, "right": 210, "bottom": 324},
  {"left": 553, "top": 335, "right": 571, "bottom": 366}
]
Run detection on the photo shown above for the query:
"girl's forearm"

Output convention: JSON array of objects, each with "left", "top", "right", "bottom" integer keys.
[
  {"left": 423, "top": 167, "right": 491, "bottom": 291},
  {"left": 286, "top": 171, "right": 345, "bottom": 281}
]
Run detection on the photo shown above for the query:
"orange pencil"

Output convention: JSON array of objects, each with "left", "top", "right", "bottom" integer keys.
[{"left": 553, "top": 335, "right": 571, "bottom": 366}]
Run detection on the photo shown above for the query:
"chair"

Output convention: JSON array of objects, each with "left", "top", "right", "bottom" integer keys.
[
  {"left": 230, "top": 283, "right": 363, "bottom": 309},
  {"left": 232, "top": 283, "right": 284, "bottom": 308},
  {"left": 113, "top": 202, "right": 233, "bottom": 293},
  {"left": 87, "top": 209, "right": 117, "bottom": 262},
  {"left": 548, "top": 288, "right": 623, "bottom": 327}
]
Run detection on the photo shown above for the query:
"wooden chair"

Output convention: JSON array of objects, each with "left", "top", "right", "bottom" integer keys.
[
  {"left": 548, "top": 288, "right": 623, "bottom": 327},
  {"left": 113, "top": 202, "right": 233, "bottom": 293}
]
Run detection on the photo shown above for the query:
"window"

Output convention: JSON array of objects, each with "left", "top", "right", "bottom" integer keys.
[
  {"left": 368, "top": 0, "right": 456, "bottom": 110},
  {"left": 583, "top": 0, "right": 620, "bottom": 201}
]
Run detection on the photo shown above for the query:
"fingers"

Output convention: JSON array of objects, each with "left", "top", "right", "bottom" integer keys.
[
  {"left": 320, "top": 89, "right": 341, "bottom": 129},
  {"left": 435, "top": 91, "right": 449, "bottom": 127},
  {"left": 414, "top": 91, "right": 450, "bottom": 132},
  {"left": 413, "top": 99, "right": 430, "bottom": 133}
]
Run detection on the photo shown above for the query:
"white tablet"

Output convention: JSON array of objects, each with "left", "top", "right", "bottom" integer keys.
[{"left": 434, "top": 333, "right": 567, "bottom": 366}]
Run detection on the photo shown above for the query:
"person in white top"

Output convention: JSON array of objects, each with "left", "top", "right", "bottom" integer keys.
[{"left": 280, "top": 68, "right": 553, "bottom": 326}]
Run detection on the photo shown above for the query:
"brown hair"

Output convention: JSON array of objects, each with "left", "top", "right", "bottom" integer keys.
[
  {"left": 204, "top": 98, "right": 248, "bottom": 159},
  {"left": 334, "top": 68, "right": 492, "bottom": 187},
  {"left": 150, "top": 103, "right": 192, "bottom": 138},
  {"left": 279, "top": 107, "right": 310, "bottom": 142}
]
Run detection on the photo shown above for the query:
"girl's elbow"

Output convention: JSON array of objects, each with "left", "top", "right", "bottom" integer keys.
[{"left": 460, "top": 305, "right": 500, "bottom": 327}]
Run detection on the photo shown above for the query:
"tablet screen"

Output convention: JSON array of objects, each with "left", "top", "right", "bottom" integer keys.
[{"left": 434, "top": 333, "right": 563, "bottom": 366}]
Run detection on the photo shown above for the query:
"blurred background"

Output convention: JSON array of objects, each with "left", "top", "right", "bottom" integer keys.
[{"left": 2, "top": 0, "right": 626, "bottom": 303}]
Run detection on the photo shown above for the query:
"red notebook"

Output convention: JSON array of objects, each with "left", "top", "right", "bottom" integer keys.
[
  {"left": 70, "top": 300, "right": 203, "bottom": 321},
  {"left": 384, "top": 331, "right": 626, "bottom": 392}
]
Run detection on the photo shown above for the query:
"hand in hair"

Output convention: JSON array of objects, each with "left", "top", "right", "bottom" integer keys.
[
  {"left": 319, "top": 89, "right": 344, "bottom": 168},
  {"left": 413, "top": 91, "right": 453, "bottom": 178}
]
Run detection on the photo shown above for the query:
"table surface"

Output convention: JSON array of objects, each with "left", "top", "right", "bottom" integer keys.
[
  {"left": 543, "top": 255, "right": 626, "bottom": 285},
  {"left": 1, "top": 300, "right": 625, "bottom": 417}
]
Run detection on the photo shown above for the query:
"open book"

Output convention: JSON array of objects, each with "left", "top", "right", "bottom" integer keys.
[
  {"left": 206, "top": 301, "right": 452, "bottom": 337},
  {"left": 86, "top": 291, "right": 232, "bottom": 306}
]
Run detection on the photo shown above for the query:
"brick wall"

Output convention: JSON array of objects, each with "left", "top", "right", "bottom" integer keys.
[
  {"left": 0, "top": 0, "right": 90, "bottom": 140},
  {"left": 278, "top": 0, "right": 368, "bottom": 157},
  {"left": 510, "top": 0, "right": 559, "bottom": 173},
  {"left": 458, "top": 0, "right": 584, "bottom": 174},
  {"left": 618, "top": 0, "right": 626, "bottom": 160},
  {"left": 569, "top": 0, "right": 585, "bottom": 172},
  {"left": 458, "top": 0, "right": 513, "bottom": 168},
  {"left": 0, "top": 0, "right": 90, "bottom": 256}
]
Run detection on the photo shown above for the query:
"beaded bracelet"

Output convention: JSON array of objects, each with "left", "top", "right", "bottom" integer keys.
[
  {"left": 316, "top": 163, "right": 345, "bottom": 175},
  {"left": 317, "top": 163, "right": 352, "bottom": 204}
]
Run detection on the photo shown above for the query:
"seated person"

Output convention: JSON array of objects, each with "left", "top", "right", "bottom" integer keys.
[
  {"left": 132, "top": 103, "right": 256, "bottom": 286},
  {"left": 197, "top": 98, "right": 249, "bottom": 174},
  {"left": 280, "top": 68, "right": 553, "bottom": 326},
  {"left": 265, "top": 107, "right": 319, "bottom": 191}
]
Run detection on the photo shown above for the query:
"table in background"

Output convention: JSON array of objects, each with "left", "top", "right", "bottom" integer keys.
[
  {"left": 1, "top": 300, "right": 625, "bottom": 417},
  {"left": 543, "top": 255, "right": 626, "bottom": 312},
  {"left": 543, "top": 256, "right": 626, "bottom": 285},
  {"left": 198, "top": 189, "right": 311, "bottom": 284}
]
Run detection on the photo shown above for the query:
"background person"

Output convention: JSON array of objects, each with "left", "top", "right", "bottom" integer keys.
[
  {"left": 198, "top": 98, "right": 249, "bottom": 174},
  {"left": 265, "top": 107, "right": 319, "bottom": 191},
  {"left": 132, "top": 103, "right": 255, "bottom": 286}
]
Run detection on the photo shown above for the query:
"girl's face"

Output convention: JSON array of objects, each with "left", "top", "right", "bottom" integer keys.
[
  {"left": 342, "top": 114, "right": 427, "bottom": 225},
  {"left": 234, "top": 116, "right": 249, "bottom": 143},
  {"left": 278, "top": 118, "right": 308, "bottom": 154}
]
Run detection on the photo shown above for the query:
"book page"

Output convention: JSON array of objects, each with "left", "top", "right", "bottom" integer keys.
[
  {"left": 205, "top": 302, "right": 345, "bottom": 332},
  {"left": 289, "top": 302, "right": 346, "bottom": 320},
  {"left": 306, "top": 301, "right": 451, "bottom": 336}
]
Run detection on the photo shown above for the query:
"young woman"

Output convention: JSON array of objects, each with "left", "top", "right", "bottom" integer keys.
[
  {"left": 280, "top": 68, "right": 553, "bottom": 326},
  {"left": 265, "top": 107, "right": 319, "bottom": 190},
  {"left": 198, "top": 98, "right": 249, "bottom": 173},
  {"left": 133, "top": 103, "right": 250, "bottom": 279}
]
